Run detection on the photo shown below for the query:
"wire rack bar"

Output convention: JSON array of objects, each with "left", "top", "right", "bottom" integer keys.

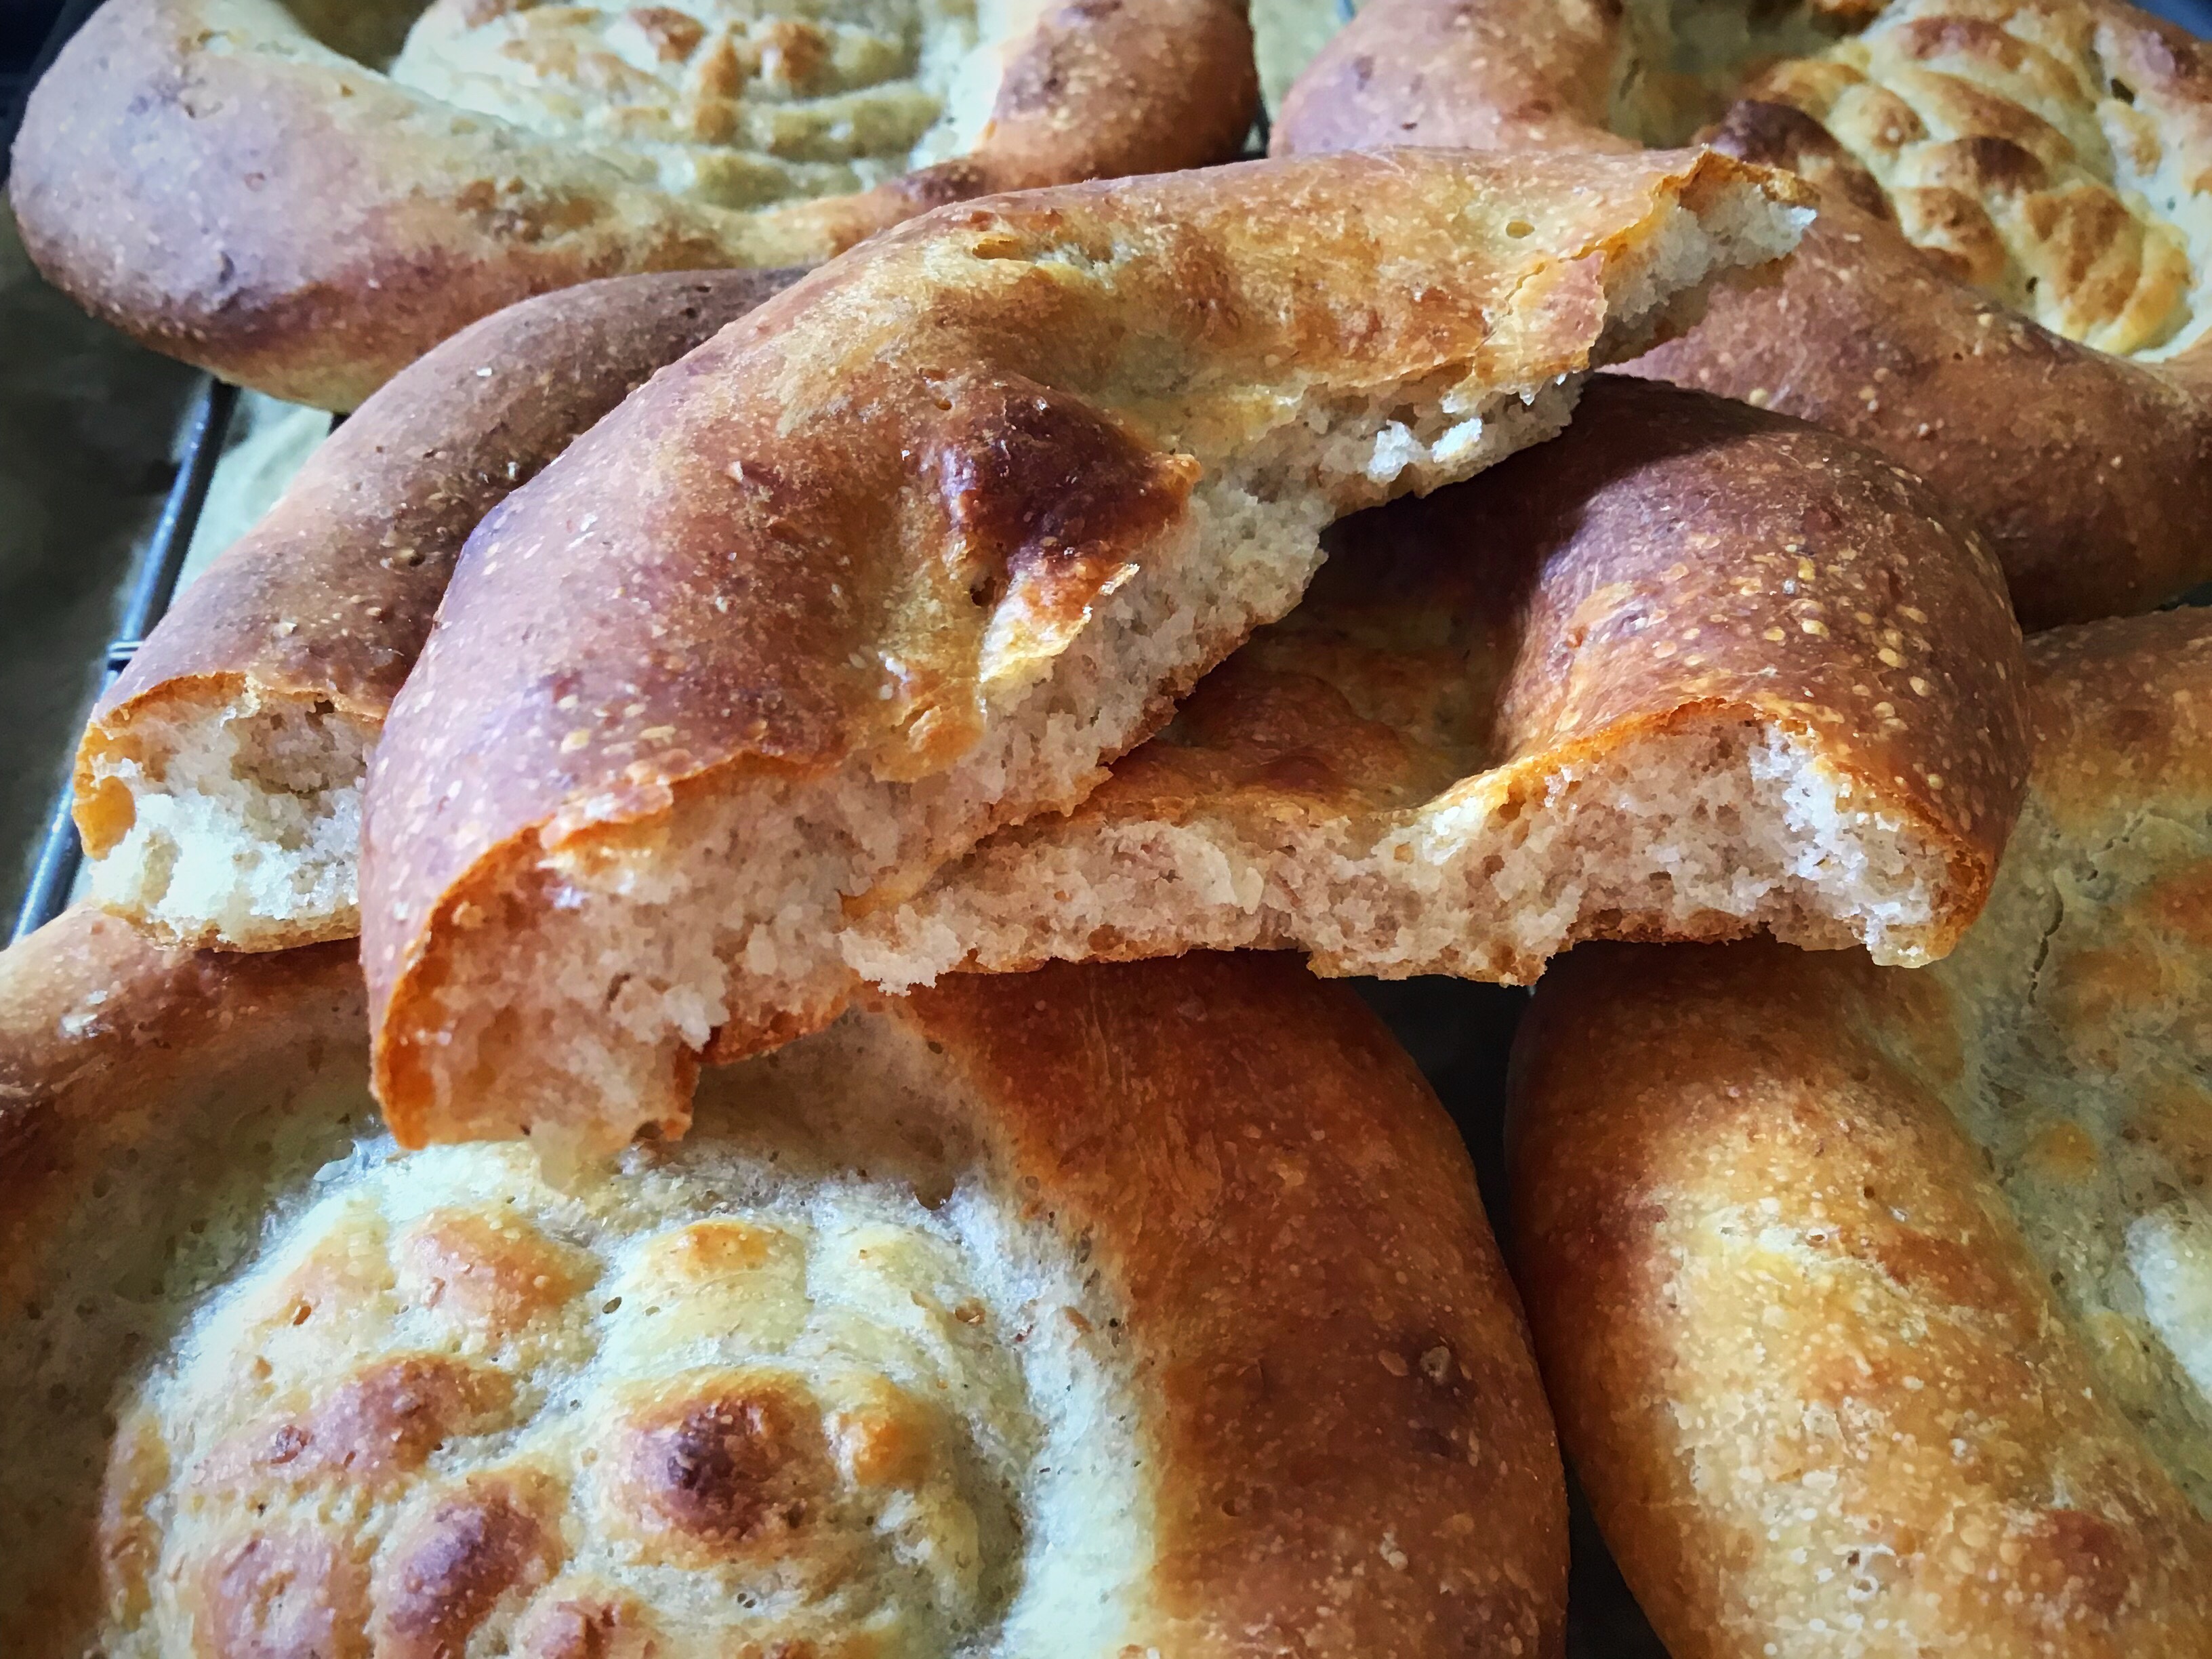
[{"left": 12, "top": 377, "right": 240, "bottom": 943}]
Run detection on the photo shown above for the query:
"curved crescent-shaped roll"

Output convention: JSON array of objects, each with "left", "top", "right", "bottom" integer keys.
[
  {"left": 1509, "top": 606, "right": 2212, "bottom": 1656},
  {"left": 0, "top": 909, "right": 1565, "bottom": 1658},
  {"left": 357, "top": 147, "right": 1814, "bottom": 1156},
  {"left": 9, "top": 0, "right": 1258, "bottom": 409},
  {"left": 1274, "top": 0, "right": 2212, "bottom": 629},
  {"left": 73, "top": 268, "right": 800, "bottom": 955},
  {"left": 850, "top": 375, "right": 2030, "bottom": 984}
]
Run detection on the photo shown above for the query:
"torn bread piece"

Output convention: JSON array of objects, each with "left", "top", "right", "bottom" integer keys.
[
  {"left": 853, "top": 376, "right": 2030, "bottom": 987},
  {"left": 75, "top": 269, "right": 799, "bottom": 951},
  {"left": 361, "top": 148, "right": 1814, "bottom": 1155}
]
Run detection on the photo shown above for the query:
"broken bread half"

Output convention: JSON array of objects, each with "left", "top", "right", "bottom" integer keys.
[
  {"left": 361, "top": 148, "right": 1813, "bottom": 1155},
  {"left": 850, "top": 376, "right": 2030, "bottom": 987},
  {"left": 73, "top": 269, "right": 800, "bottom": 954}
]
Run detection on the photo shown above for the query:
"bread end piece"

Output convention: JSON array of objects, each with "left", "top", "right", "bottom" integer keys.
[{"left": 76, "top": 682, "right": 374, "bottom": 951}]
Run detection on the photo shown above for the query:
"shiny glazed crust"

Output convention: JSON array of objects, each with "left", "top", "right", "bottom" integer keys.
[
  {"left": 0, "top": 912, "right": 1566, "bottom": 1658},
  {"left": 853, "top": 375, "right": 2030, "bottom": 982},
  {"left": 1508, "top": 607, "right": 2212, "bottom": 1656},
  {"left": 72, "top": 268, "right": 799, "bottom": 953},
  {"left": 7, "top": 0, "right": 1258, "bottom": 409},
  {"left": 1275, "top": 0, "right": 2212, "bottom": 628},
  {"left": 356, "top": 147, "right": 1814, "bottom": 1154}
]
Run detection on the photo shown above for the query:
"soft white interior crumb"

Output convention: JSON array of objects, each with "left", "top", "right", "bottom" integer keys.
[
  {"left": 83, "top": 693, "right": 373, "bottom": 948},
  {"left": 845, "top": 718, "right": 1948, "bottom": 990}
]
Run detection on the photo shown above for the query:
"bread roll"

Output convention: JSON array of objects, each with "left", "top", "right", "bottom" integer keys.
[
  {"left": 851, "top": 375, "right": 2030, "bottom": 985},
  {"left": 0, "top": 910, "right": 1565, "bottom": 1658},
  {"left": 358, "top": 147, "right": 1814, "bottom": 1157},
  {"left": 9, "top": 0, "right": 1258, "bottom": 408},
  {"left": 1510, "top": 606, "right": 2212, "bottom": 1656},
  {"left": 1275, "top": 0, "right": 2212, "bottom": 628}
]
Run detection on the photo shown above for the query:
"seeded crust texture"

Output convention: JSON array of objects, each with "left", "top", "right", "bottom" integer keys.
[
  {"left": 1509, "top": 607, "right": 2212, "bottom": 1657},
  {"left": 0, "top": 912, "right": 1566, "bottom": 1658},
  {"left": 72, "top": 269, "right": 799, "bottom": 955},
  {"left": 359, "top": 148, "right": 1812, "bottom": 1156},
  {"left": 8, "top": 0, "right": 1258, "bottom": 408},
  {"left": 850, "top": 375, "right": 2030, "bottom": 989},
  {"left": 1277, "top": 0, "right": 2212, "bottom": 628}
]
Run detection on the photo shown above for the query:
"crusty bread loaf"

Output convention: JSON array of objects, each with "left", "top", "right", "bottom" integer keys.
[
  {"left": 73, "top": 269, "right": 797, "bottom": 954},
  {"left": 1276, "top": 0, "right": 2212, "bottom": 628},
  {"left": 0, "top": 911, "right": 1565, "bottom": 1658},
  {"left": 1509, "top": 606, "right": 2212, "bottom": 1656},
  {"left": 848, "top": 375, "right": 2029, "bottom": 987},
  {"left": 359, "top": 147, "right": 1813, "bottom": 1157},
  {"left": 9, "top": 0, "right": 1257, "bottom": 408}
]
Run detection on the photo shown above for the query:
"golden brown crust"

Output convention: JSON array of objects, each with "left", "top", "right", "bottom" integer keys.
[
  {"left": 1633, "top": 188, "right": 2212, "bottom": 631},
  {"left": 356, "top": 146, "right": 1809, "bottom": 1149},
  {"left": 0, "top": 915, "right": 1566, "bottom": 1656},
  {"left": 882, "top": 373, "right": 2030, "bottom": 974},
  {"left": 1509, "top": 607, "right": 2212, "bottom": 1656},
  {"left": 75, "top": 268, "right": 799, "bottom": 897},
  {"left": 8, "top": 0, "right": 1257, "bottom": 409},
  {"left": 1275, "top": 0, "right": 2212, "bottom": 628}
]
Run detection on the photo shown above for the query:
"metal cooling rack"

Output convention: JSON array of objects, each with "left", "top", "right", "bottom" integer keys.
[{"left": 9, "top": 379, "right": 239, "bottom": 940}]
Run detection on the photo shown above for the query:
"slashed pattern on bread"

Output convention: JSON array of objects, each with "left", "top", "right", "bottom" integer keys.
[
  {"left": 390, "top": 0, "right": 1007, "bottom": 210},
  {"left": 1509, "top": 607, "right": 2212, "bottom": 1656},
  {"left": 359, "top": 149, "right": 1812, "bottom": 1156},
  {"left": 8, "top": 0, "right": 1258, "bottom": 407},
  {"left": 1742, "top": 0, "right": 2210, "bottom": 356},
  {"left": 849, "top": 377, "right": 2029, "bottom": 987}
]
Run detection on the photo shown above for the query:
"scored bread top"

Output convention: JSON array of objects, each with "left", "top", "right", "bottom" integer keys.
[
  {"left": 854, "top": 375, "right": 2029, "bottom": 983},
  {"left": 72, "top": 269, "right": 799, "bottom": 954},
  {"left": 0, "top": 914, "right": 1565, "bottom": 1658},
  {"left": 1275, "top": 0, "right": 2212, "bottom": 627},
  {"left": 1508, "top": 606, "right": 2212, "bottom": 1655},
  {"left": 359, "top": 146, "right": 1813, "bottom": 1154},
  {"left": 9, "top": 0, "right": 1258, "bottom": 408}
]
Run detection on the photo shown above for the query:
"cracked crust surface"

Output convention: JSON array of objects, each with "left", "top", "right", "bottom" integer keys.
[
  {"left": 1509, "top": 605, "right": 2212, "bottom": 1656},
  {"left": 1276, "top": 0, "right": 2212, "bottom": 627},
  {"left": 8, "top": 0, "right": 1257, "bottom": 407},
  {"left": 0, "top": 912, "right": 1565, "bottom": 1658}
]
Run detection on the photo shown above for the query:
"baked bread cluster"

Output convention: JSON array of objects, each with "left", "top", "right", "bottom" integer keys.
[
  {"left": 9, "top": 0, "right": 2212, "bottom": 1650},
  {"left": 1281, "top": 0, "right": 2212, "bottom": 626},
  {"left": 7, "top": 0, "right": 1258, "bottom": 407}
]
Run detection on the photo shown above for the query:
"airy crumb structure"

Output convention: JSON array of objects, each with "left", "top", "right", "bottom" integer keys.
[
  {"left": 79, "top": 691, "right": 373, "bottom": 950},
  {"left": 365, "top": 153, "right": 1811, "bottom": 1153},
  {"left": 851, "top": 716, "right": 1950, "bottom": 988}
]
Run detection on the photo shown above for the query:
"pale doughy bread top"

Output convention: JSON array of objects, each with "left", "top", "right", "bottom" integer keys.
[{"left": 0, "top": 914, "right": 1565, "bottom": 1657}]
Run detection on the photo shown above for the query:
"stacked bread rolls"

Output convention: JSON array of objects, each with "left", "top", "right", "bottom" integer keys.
[{"left": 6, "top": 0, "right": 2211, "bottom": 1651}]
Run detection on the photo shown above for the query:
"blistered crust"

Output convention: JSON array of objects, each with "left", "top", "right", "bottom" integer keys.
[
  {"left": 1509, "top": 607, "right": 2212, "bottom": 1656},
  {"left": 0, "top": 920, "right": 1568, "bottom": 1657},
  {"left": 9, "top": 0, "right": 1257, "bottom": 407},
  {"left": 1277, "top": 0, "right": 2212, "bottom": 627}
]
